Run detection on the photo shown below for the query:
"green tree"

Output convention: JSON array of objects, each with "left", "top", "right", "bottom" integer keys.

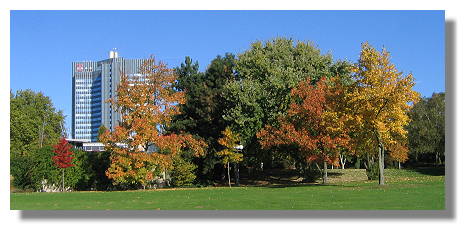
[
  {"left": 223, "top": 38, "right": 351, "bottom": 168},
  {"left": 170, "top": 54, "right": 237, "bottom": 184},
  {"left": 170, "top": 156, "right": 197, "bottom": 187},
  {"left": 407, "top": 92, "right": 445, "bottom": 165},
  {"left": 10, "top": 89, "right": 65, "bottom": 158}
]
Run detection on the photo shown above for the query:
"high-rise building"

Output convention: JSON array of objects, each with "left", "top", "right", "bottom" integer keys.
[{"left": 72, "top": 49, "right": 146, "bottom": 142}]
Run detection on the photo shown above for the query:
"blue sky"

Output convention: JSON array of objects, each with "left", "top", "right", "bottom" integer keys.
[{"left": 10, "top": 10, "right": 445, "bottom": 135}]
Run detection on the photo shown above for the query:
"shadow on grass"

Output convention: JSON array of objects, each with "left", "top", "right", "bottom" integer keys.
[
  {"left": 410, "top": 167, "right": 445, "bottom": 176},
  {"left": 326, "top": 172, "right": 344, "bottom": 177},
  {"left": 264, "top": 183, "right": 343, "bottom": 188},
  {"left": 238, "top": 168, "right": 349, "bottom": 189}
]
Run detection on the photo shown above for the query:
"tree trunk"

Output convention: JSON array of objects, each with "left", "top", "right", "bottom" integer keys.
[
  {"left": 62, "top": 168, "right": 65, "bottom": 192},
  {"left": 234, "top": 163, "right": 240, "bottom": 186},
  {"left": 227, "top": 162, "right": 231, "bottom": 188},
  {"left": 39, "top": 115, "right": 46, "bottom": 148},
  {"left": 398, "top": 161, "right": 401, "bottom": 169},
  {"left": 322, "top": 161, "right": 328, "bottom": 184},
  {"left": 435, "top": 152, "right": 441, "bottom": 166},
  {"left": 162, "top": 168, "right": 166, "bottom": 186},
  {"left": 378, "top": 143, "right": 385, "bottom": 185},
  {"left": 339, "top": 154, "right": 345, "bottom": 169}
]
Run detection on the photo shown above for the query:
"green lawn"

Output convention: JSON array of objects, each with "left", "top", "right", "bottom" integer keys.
[{"left": 10, "top": 168, "right": 445, "bottom": 210}]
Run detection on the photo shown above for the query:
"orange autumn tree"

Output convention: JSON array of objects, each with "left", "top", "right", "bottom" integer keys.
[
  {"left": 99, "top": 57, "right": 206, "bottom": 189},
  {"left": 347, "top": 42, "right": 420, "bottom": 185},
  {"left": 257, "top": 77, "right": 351, "bottom": 184}
]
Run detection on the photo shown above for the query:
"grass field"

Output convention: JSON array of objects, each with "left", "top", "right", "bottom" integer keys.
[{"left": 10, "top": 168, "right": 445, "bottom": 210}]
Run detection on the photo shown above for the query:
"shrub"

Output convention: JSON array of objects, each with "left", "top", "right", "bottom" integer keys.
[
  {"left": 10, "top": 146, "right": 92, "bottom": 191},
  {"left": 366, "top": 159, "right": 379, "bottom": 180},
  {"left": 170, "top": 156, "right": 197, "bottom": 187},
  {"left": 77, "top": 151, "right": 112, "bottom": 191},
  {"left": 10, "top": 154, "right": 37, "bottom": 191}
]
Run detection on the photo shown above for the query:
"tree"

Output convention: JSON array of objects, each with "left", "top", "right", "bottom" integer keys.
[
  {"left": 99, "top": 57, "right": 205, "bottom": 189},
  {"left": 10, "top": 89, "right": 65, "bottom": 158},
  {"left": 407, "top": 92, "right": 445, "bottom": 165},
  {"left": 216, "top": 127, "right": 243, "bottom": 187},
  {"left": 257, "top": 77, "right": 351, "bottom": 184},
  {"left": 170, "top": 54, "right": 236, "bottom": 184},
  {"left": 347, "top": 42, "right": 420, "bottom": 185},
  {"left": 223, "top": 38, "right": 351, "bottom": 169},
  {"left": 170, "top": 156, "right": 197, "bottom": 187},
  {"left": 52, "top": 137, "right": 75, "bottom": 191}
]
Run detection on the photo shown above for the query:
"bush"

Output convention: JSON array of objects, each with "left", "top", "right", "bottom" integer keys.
[
  {"left": 10, "top": 146, "right": 98, "bottom": 191},
  {"left": 366, "top": 159, "right": 379, "bottom": 180},
  {"left": 10, "top": 154, "right": 37, "bottom": 191},
  {"left": 170, "top": 156, "right": 197, "bottom": 187},
  {"left": 77, "top": 151, "right": 112, "bottom": 191}
]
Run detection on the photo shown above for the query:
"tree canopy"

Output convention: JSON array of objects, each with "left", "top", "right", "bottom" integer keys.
[
  {"left": 222, "top": 38, "right": 351, "bottom": 170},
  {"left": 407, "top": 92, "right": 445, "bottom": 164},
  {"left": 52, "top": 137, "right": 74, "bottom": 169},
  {"left": 10, "top": 89, "right": 65, "bottom": 158}
]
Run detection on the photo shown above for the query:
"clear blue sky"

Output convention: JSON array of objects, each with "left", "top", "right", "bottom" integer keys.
[{"left": 10, "top": 10, "right": 445, "bottom": 135}]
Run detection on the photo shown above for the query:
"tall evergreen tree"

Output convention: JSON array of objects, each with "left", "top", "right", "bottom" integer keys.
[{"left": 170, "top": 54, "right": 237, "bottom": 184}]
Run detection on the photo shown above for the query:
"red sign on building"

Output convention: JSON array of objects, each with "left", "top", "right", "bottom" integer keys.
[{"left": 76, "top": 63, "right": 84, "bottom": 72}]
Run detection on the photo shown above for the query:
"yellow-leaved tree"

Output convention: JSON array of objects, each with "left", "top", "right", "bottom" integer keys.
[
  {"left": 99, "top": 57, "right": 206, "bottom": 189},
  {"left": 347, "top": 43, "right": 420, "bottom": 185},
  {"left": 216, "top": 127, "right": 243, "bottom": 187}
]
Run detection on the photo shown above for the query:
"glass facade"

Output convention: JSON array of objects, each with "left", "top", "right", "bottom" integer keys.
[
  {"left": 72, "top": 55, "right": 146, "bottom": 142},
  {"left": 73, "top": 62, "right": 98, "bottom": 140}
]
